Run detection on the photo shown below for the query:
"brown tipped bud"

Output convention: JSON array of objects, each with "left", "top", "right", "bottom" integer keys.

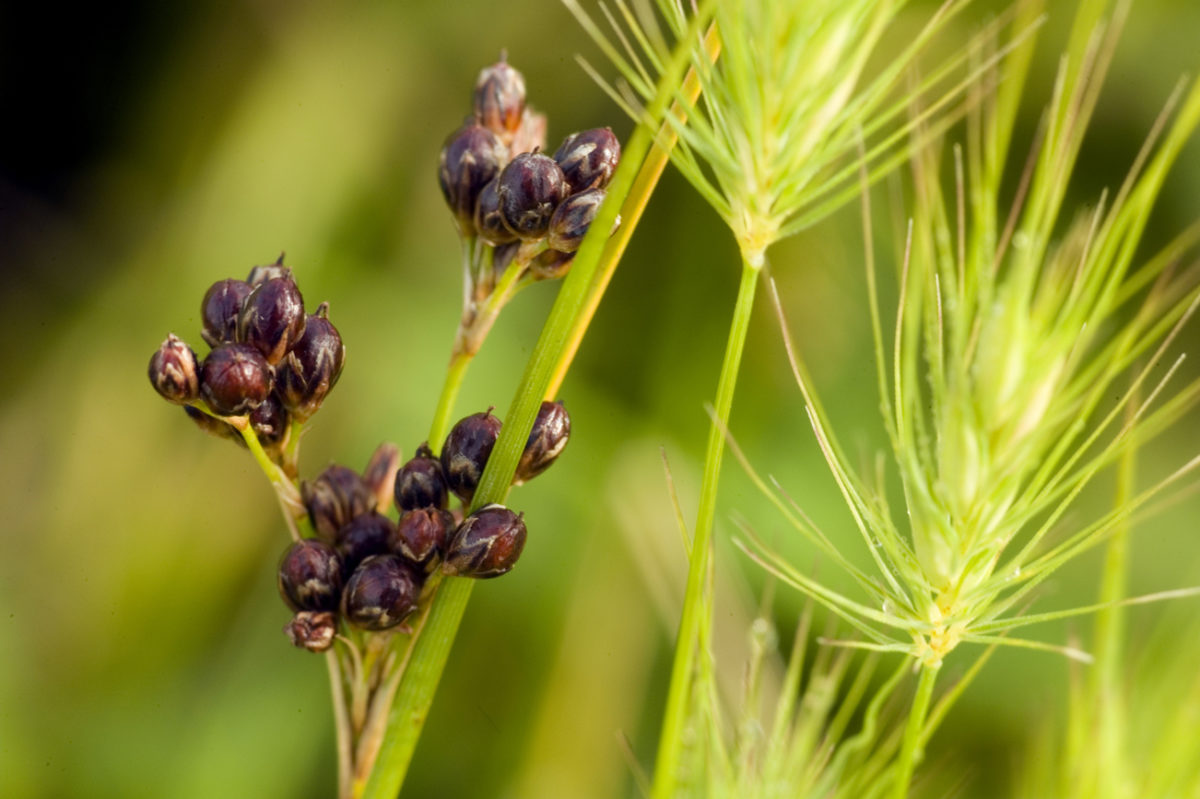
[
  {"left": 363, "top": 442, "right": 402, "bottom": 514},
  {"left": 247, "top": 253, "right": 289, "bottom": 286},
  {"left": 342, "top": 555, "right": 421, "bottom": 631},
  {"left": 200, "top": 279, "right": 253, "bottom": 348},
  {"left": 510, "top": 108, "right": 547, "bottom": 157},
  {"left": 278, "top": 539, "right": 343, "bottom": 612},
  {"left": 442, "top": 504, "right": 527, "bottom": 578},
  {"left": 553, "top": 127, "right": 621, "bottom": 193},
  {"left": 394, "top": 444, "right": 449, "bottom": 511},
  {"left": 302, "top": 465, "right": 375, "bottom": 541},
  {"left": 394, "top": 508, "right": 456, "bottom": 570},
  {"left": 276, "top": 303, "right": 344, "bottom": 420},
  {"left": 473, "top": 59, "right": 526, "bottom": 141},
  {"left": 529, "top": 249, "right": 574, "bottom": 281},
  {"left": 249, "top": 392, "right": 290, "bottom": 450},
  {"left": 199, "top": 343, "right": 273, "bottom": 416},
  {"left": 497, "top": 152, "right": 569, "bottom": 240},
  {"left": 149, "top": 334, "right": 200, "bottom": 404},
  {"left": 474, "top": 178, "right": 518, "bottom": 246},
  {"left": 438, "top": 124, "right": 507, "bottom": 234},
  {"left": 441, "top": 411, "right": 503, "bottom": 503},
  {"left": 284, "top": 610, "right": 337, "bottom": 653},
  {"left": 336, "top": 511, "right": 397, "bottom": 574},
  {"left": 515, "top": 400, "right": 571, "bottom": 484},
  {"left": 547, "top": 189, "right": 605, "bottom": 253},
  {"left": 237, "top": 272, "right": 306, "bottom": 365},
  {"left": 183, "top": 405, "right": 242, "bottom": 443}
]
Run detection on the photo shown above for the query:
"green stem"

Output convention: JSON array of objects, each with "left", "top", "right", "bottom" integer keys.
[
  {"left": 427, "top": 352, "right": 472, "bottom": 452},
  {"left": 359, "top": 10, "right": 713, "bottom": 795},
  {"left": 892, "top": 665, "right": 938, "bottom": 799},
  {"left": 326, "top": 650, "right": 354, "bottom": 799},
  {"left": 650, "top": 257, "right": 760, "bottom": 799}
]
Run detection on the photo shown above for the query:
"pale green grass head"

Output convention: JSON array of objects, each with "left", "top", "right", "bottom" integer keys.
[
  {"left": 565, "top": 0, "right": 986, "bottom": 265},
  {"left": 741, "top": 0, "right": 1200, "bottom": 669}
]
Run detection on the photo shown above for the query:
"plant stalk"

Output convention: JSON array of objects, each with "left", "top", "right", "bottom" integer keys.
[
  {"left": 892, "top": 665, "right": 938, "bottom": 799},
  {"left": 650, "top": 255, "right": 760, "bottom": 799}
]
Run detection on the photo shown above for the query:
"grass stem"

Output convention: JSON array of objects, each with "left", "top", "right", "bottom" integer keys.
[
  {"left": 892, "top": 665, "right": 938, "bottom": 799},
  {"left": 651, "top": 255, "right": 760, "bottom": 799}
]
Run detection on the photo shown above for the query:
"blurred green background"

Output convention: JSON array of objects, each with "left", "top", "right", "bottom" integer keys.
[{"left": 2, "top": 1, "right": 1199, "bottom": 797}]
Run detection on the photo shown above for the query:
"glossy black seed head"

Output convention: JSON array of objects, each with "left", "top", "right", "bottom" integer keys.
[
  {"left": 515, "top": 400, "right": 571, "bottom": 484},
  {"left": 249, "top": 392, "right": 290, "bottom": 450},
  {"left": 336, "top": 511, "right": 397, "bottom": 575},
  {"left": 363, "top": 442, "right": 401, "bottom": 514},
  {"left": 394, "top": 444, "right": 449, "bottom": 511},
  {"left": 529, "top": 249, "right": 574, "bottom": 281},
  {"left": 473, "top": 59, "right": 526, "bottom": 141},
  {"left": 553, "top": 127, "right": 621, "bottom": 193},
  {"left": 440, "top": 411, "right": 503, "bottom": 503},
  {"left": 276, "top": 302, "right": 345, "bottom": 420},
  {"left": 547, "top": 189, "right": 605, "bottom": 253},
  {"left": 474, "top": 178, "right": 517, "bottom": 246},
  {"left": 247, "top": 253, "right": 289, "bottom": 286},
  {"left": 284, "top": 610, "right": 337, "bottom": 653},
  {"left": 510, "top": 108, "right": 547, "bottom": 157},
  {"left": 302, "top": 464, "right": 375, "bottom": 541},
  {"left": 149, "top": 334, "right": 200, "bottom": 404},
  {"left": 393, "top": 508, "right": 456, "bottom": 570},
  {"left": 200, "top": 279, "right": 253, "bottom": 348},
  {"left": 497, "top": 152, "right": 569, "bottom": 240},
  {"left": 442, "top": 504, "right": 527, "bottom": 578},
  {"left": 183, "top": 404, "right": 242, "bottom": 443},
  {"left": 438, "top": 124, "right": 507, "bottom": 234},
  {"left": 278, "top": 539, "right": 343, "bottom": 612},
  {"left": 200, "top": 343, "right": 273, "bottom": 416},
  {"left": 342, "top": 554, "right": 421, "bottom": 631},
  {"left": 237, "top": 272, "right": 306, "bottom": 365}
]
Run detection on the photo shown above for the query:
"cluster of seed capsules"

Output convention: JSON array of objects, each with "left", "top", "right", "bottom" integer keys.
[
  {"left": 439, "top": 56, "right": 621, "bottom": 278},
  {"left": 147, "top": 256, "right": 345, "bottom": 452},
  {"left": 279, "top": 401, "right": 570, "bottom": 652}
]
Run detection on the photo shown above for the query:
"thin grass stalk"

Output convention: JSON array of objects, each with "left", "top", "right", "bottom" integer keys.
[
  {"left": 357, "top": 10, "right": 715, "bottom": 795},
  {"left": 652, "top": 255, "right": 760, "bottom": 799},
  {"left": 892, "top": 665, "right": 938, "bottom": 799}
]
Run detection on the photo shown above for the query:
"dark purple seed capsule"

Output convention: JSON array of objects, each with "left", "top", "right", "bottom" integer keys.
[
  {"left": 363, "top": 442, "right": 401, "bottom": 514},
  {"left": 278, "top": 539, "right": 343, "bottom": 612},
  {"left": 441, "top": 411, "right": 503, "bottom": 503},
  {"left": 342, "top": 554, "right": 421, "bottom": 631},
  {"left": 302, "top": 464, "right": 376, "bottom": 541},
  {"left": 247, "top": 253, "right": 289, "bottom": 286},
  {"left": 237, "top": 272, "right": 306, "bottom": 365},
  {"left": 276, "top": 302, "right": 345, "bottom": 420},
  {"left": 149, "top": 334, "right": 200, "bottom": 404},
  {"left": 393, "top": 508, "right": 456, "bottom": 569},
  {"left": 474, "top": 178, "right": 517, "bottom": 246},
  {"left": 200, "top": 279, "right": 253, "bottom": 348},
  {"left": 553, "top": 127, "right": 621, "bottom": 193},
  {"left": 442, "top": 504, "right": 527, "bottom": 578},
  {"left": 473, "top": 59, "right": 526, "bottom": 141},
  {"left": 438, "top": 124, "right": 508, "bottom": 234},
  {"left": 200, "top": 343, "right": 273, "bottom": 416},
  {"left": 510, "top": 108, "right": 547, "bottom": 157},
  {"left": 547, "top": 189, "right": 606, "bottom": 253},
  {"left": 249, "top": 392, "right": 290, "bottom": 450},
  {"left": 515, "top": 400, "right": 571, "bottom": 484},
  {"left": 284, "top": 610, "right": 337, "bottom": 653},
  {"left": 529, "top": 249, "right": 574, "bottom": 281},
  {"left": 337, "top": 511, "right": 397, "bottom": 575},
  {"left": 497, "top": 152, "right": 569, "bottom": 240},
  {"left": 183, "top": 404, "right": 242, "bottom": 443},
  {"left": 395, "top": 443, "right": 449, "bottom": 511}
]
